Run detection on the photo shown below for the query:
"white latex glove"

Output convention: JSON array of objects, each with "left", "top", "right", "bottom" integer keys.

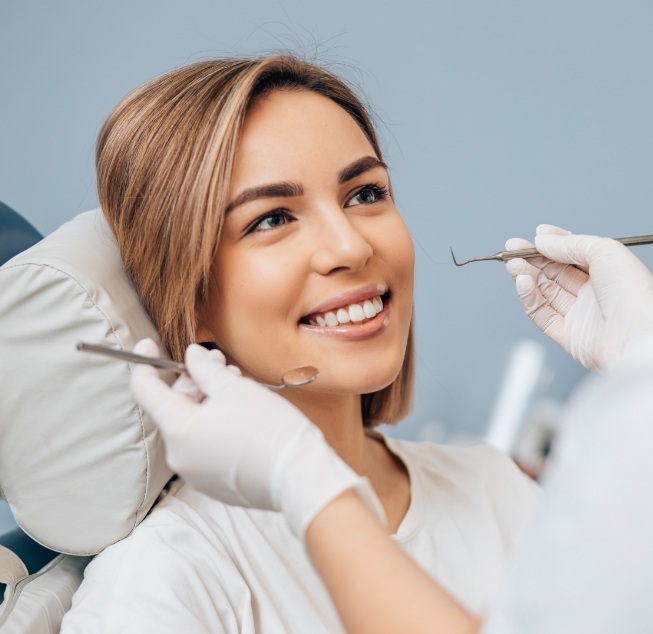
[
  {"left": 130, "top": 339, "right": 385, "bottom": 537},
  {"left": 505, "top": 224, "right": 653, "bottom": 371}
]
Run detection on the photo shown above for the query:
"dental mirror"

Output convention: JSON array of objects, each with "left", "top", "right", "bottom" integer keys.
[
  {"left": 77, "top": 342, "right": 319, "bottom": 389},
  {"left": 260, "top": 365, "right": 319, "bottom": 390}
]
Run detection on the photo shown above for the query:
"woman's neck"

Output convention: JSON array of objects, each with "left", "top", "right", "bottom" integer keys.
[
  {"left": 282, "top": 389, "right": 411, "bottom": 533},
  {"left": 283, "top": 389, "right": 369, "bottom": 470}
]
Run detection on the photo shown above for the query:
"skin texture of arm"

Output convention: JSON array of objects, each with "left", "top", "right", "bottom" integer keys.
[{"left": 305, "top": 489, "right": 482, "bottom": 634}]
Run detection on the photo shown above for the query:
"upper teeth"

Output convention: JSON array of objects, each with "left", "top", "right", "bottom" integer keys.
[{"left": 311, "top": 296, "right": 384, "bottom": 327}]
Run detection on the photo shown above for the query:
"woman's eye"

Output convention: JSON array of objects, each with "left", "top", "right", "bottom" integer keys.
[
  {"left": 250, "top": 211, "right": 291, "bottom": 233},
  {"left": 347, "top": 184, "right": 389, "bottom": 207}
]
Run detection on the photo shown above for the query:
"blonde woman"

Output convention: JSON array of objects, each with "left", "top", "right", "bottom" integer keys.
[{"left": 62, "top": 56, "right": 538, "bottom": 633}]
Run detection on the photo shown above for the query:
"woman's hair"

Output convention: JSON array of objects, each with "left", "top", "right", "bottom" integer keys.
[{"left": 96, "top": 54, "right": 413, "bottom": 426}]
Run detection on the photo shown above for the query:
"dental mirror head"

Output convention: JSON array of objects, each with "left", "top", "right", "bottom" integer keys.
[
  {"left": 262, "top": 365, "right": 319, "bottom": 390},
  {"left": 76, "top": 342, "right": 318, "bottom": 389}
]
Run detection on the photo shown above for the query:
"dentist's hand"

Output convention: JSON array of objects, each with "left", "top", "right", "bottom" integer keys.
[
  {"left": 505, "top": 225, "right": 653, "bottom": 371},
  {"left": 130, "top": 339, "right": 384, "bottom": 537}
]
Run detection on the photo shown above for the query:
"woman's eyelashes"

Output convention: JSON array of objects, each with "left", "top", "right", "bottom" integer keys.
[
  {"left": 247, "top": 209, "right": 294, "bottom": 234},
  {"left": 244, "top": 183, "right": 390, "bottom": 235},
  {"left": 346, "top": 183, "right": 390, "bottom": 207}
]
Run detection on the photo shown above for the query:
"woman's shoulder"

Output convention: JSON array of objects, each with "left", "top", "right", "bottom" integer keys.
[
  {"left": 62, "top": 482, "right": 254, "bottom": 632},
  {"left": 382, "top": 434, "right": 516, "bottom": 471},
  {"left": 383, "top": 435, "right": 540, "bottom": 557},
  {"left": 80, "top": 491, "right": 245, "bottom": 587},
  {"left": 382, "top": 434, "right": 540, "bottom": 505}
]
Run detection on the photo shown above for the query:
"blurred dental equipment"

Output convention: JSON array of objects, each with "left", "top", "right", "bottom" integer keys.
[
  {"left": 450, "top": 233, "right": 653, "bottom": 266},
  {"left": 482, "top": 345, "right": 653, "bottom": 634},
  {"left": 484, "top": 340, "right": 547, "bottom": 456},
  {"left": 77, "top": 342, "right": 319, "bottom": 389}
]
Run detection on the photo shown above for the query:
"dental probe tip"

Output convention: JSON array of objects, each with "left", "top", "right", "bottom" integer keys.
[
  {"left": 450, "top": 248, "right": 503, "bottom": 266},
  {"left": 449, "top": 247, "right": 465, "bottom": 267}
]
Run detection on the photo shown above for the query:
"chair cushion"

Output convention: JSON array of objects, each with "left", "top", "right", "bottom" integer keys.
[
  {"left": 0, "top": 210, "right": 173, "bottom": 555},
  {"left": 0, "top": 554, "right": 93, "bottom": 633}
]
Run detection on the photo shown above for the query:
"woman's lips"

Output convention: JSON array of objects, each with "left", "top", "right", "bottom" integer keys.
[
  {"left": 299, "top": 300, "right": 390, "bottom": 341},
  {"left": 304, "top": 295, "right": 385, "bottom": 327},
  {"left": 302, "top": 284, "right": 388, "bottom": 318}
]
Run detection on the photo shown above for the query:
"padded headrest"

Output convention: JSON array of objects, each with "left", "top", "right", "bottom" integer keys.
[{"left": 0, "top": 210, "right": 173, "bottom": 555}]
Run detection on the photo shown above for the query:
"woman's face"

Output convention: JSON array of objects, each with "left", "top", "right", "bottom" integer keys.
[{"left": 197, "top": 89, "right": 414, "bottom": 396}]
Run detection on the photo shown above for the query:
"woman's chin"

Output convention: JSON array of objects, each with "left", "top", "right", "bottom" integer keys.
[{"left": 307, "top": 365, "right": 403, "bottom": 397}]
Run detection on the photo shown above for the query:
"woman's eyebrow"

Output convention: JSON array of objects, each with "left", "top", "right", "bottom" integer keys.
[
  {"left": 338, "top": 156, "right": 388, "bottom": 184},
  {"left": 225, "top": 182, "right": 303, "bottom": 213},
  {"left": 225, "top": 156, "right": 387, "bottom": 213}
]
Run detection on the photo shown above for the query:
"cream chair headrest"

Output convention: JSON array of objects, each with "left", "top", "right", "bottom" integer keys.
[{"left": 0, "top": 210, "right": 173, "bottom": 555}]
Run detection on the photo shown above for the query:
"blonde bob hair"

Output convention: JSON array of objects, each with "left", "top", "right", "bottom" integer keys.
[{"left": 96, "top": 54, "right": 414, "bottom": 426}]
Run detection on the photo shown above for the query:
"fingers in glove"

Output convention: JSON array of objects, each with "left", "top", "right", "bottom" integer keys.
[
  {"left": 505, "top": 237, "right": 549, "bottom": 268},
  {"left": 172, "top": 373, "right": 205, "bottom": 403},
  {"left": 507, "top": 258, "right": 580, "bottom": 316},
  {"left": 533, "top": 232, "right": 607, "bottom": 269},
  {"left": 535, "top": 224, "right": 571, "bottom": 237},
  {"left": 506, "top": 237, "right": 534, "bottom": 251},
  {"left": 183, "top": 343, "right": 244, "bottom": 398},
  {"left": 506, "top": 225, "right": 572, "bottom": 252},
  {"left": 506, "top": 245, "right": 587, "bottom": 297},
  {"left": 203, "top": 348, "right": 242, "bottom": 376},
  {"left": 506, "top": 233, "right": 589, "bottom": 294},
  {"left": 505, "top": 237, "right": 553, "bottom": 274},
  {"left": 131, "top": 339, "right": 200, "bottom": 433},
  {"left": 514, "top": 275, "right": 566, "bottom": 346}
]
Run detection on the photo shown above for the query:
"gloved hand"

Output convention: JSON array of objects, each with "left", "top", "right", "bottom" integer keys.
[
  {"left": 130, "top": 339, "right": 385, "bottom": 537},
  {"left": 505, "top": 224, "right": 653, "bottom": 371}
]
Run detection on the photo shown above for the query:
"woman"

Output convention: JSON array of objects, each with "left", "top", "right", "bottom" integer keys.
[
  {"left": 62, "top": 55, "right": 537, "bottom": 632},
  {"left": 130, "top": 226, "right": 653, "bottom": 634}
]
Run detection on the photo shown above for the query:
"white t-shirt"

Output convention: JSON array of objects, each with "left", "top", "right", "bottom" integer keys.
[{"left": 62, "top": 436, "right": 538, "bottom": 634}]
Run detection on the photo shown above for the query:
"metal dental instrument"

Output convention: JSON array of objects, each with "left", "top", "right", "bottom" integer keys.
[
  {"left": 450, "top": 234, "right": 653, "bottom": 267},
  {"left": 76, "top": 342, "right": 319, "bottom": 390}
]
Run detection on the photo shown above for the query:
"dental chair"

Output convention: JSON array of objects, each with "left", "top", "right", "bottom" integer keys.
[
  {"left": 0, "top": 201, "right": 57, "bottom": 619},
  {"left": 0, "top": 208, "right": 173, "bottom": 632},
  {"left": 0, "top": 202, "right": 42, "bottom": 267}
]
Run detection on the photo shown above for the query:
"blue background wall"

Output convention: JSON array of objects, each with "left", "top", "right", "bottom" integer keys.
[{"left": 2, "top": 1, "right": 652, "bottom": 443}]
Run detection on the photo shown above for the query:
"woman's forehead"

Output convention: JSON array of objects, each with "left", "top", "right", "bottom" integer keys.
[{"left": 232, "top": 90, "right": 378, "bottom": 186}]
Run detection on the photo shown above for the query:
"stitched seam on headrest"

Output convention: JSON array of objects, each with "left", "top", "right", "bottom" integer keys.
[
  {"left": 126, "top": 363, "right": 152, "bottom": 535},
  {"left": 0, "top": 262, "right": 152, "bottom": 529}
]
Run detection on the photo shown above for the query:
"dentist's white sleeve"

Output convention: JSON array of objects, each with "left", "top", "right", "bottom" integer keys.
[{"left": 482, "top": 344, "right": 653, "bottom": 634}]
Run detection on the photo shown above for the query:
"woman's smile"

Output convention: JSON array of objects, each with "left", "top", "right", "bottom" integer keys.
[
  {"left": 196, "top": 88, "right": 415, "bottom": 396},
  {"left": 299, "top": 285, "right": 391, "bottom": 341}
]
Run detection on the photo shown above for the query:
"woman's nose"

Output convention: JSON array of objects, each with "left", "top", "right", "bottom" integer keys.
[{"left": 311, "top": 209, "right": 373, "bottom": 276}]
